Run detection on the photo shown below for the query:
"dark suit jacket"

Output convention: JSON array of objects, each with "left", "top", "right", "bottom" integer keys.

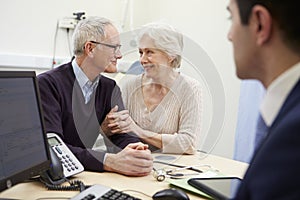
[
  {"left": 234, "top": 79, "right": 300, "bottom": 199},
  {"left": 38, "top": 62, "right": 140, "bottom": 172}
]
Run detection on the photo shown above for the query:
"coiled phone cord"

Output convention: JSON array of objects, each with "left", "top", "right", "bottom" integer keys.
[{"left": 40, "top": 178, "right": 89, "bottom": 192}]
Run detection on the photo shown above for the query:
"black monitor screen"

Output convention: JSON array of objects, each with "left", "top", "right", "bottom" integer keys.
[{"left": 0, "top": 71, "right": 50, "bottom": 192}]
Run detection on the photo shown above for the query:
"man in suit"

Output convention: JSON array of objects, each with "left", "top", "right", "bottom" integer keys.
[
  {"left": 38, "top": 16, "right": 153, "bottom": 176},
  {"left": 227, "top": 0, "right": 300, "bottom": 199}
]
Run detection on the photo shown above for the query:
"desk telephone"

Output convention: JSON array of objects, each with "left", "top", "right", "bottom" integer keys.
[{"left": 40, "top": 133, "right": 84, "bottom": 186}]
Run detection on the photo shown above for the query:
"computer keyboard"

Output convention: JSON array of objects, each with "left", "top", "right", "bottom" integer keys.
[{"left": 70, "top": 184, "right": 141, "bottom": 200}]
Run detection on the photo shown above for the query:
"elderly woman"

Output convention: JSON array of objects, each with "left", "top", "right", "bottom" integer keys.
[{"left": 111, "top": 23, "right": 202, "bottom": 154}]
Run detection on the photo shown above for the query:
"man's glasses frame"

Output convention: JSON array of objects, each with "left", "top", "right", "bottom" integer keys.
[{"left": 89, "top": 41, "right": 121, "bottom": 53}]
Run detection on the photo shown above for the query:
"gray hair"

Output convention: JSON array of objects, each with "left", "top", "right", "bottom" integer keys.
[
  {"left": 138, "top": 23, "right": 183, "bottom": 68},
  {"left": 72, "top": 16, "right": 113, "bottom": 56}
]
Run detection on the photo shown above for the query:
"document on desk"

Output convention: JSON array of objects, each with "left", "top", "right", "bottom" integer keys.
[{"left": 168, "top": 170, "right": 221, "bottom": 198}]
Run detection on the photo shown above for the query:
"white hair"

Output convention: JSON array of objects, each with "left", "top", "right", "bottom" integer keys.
[
  {"left": 72, "top": 16, "right": 113, "bottom": 56},
  {"left": 138, "top": 22, "right": 183, "bottom": 68}
]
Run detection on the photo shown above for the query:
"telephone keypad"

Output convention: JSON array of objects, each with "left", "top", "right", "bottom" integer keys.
[
  {"left": 54, "top": 145, "right": 81, "bottom": 174},
  {"left": 47, "top": 133, "right": 84, "bottom": 178}
]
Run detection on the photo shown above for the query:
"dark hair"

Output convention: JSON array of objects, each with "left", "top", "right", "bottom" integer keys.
[{"left": 236, "top": 0, "right": 300, "bottom": 52}]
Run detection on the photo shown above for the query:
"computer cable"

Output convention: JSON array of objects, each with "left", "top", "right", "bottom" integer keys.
[
  {"left": 121, "top": 189, "right": 152, "bottom": 199},
  {"left": 154, "top": 160, "right": 203, "bottom": 173}
]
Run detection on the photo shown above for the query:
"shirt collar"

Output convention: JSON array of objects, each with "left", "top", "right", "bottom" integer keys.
[
  {"left": 72, "top": 59, "right": 100, "bottom": 90},
  {"left": 261, "top": 62, "right": 300, "bottom": 126}
]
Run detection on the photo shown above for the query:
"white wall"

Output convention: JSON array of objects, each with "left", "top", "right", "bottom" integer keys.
[{"left": 0, "top": 0, "right": 241, "bottom": 159}]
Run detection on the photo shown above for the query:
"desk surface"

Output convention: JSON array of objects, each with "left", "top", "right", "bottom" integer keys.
[{"left": 0, "top": 152, "right": 248, "bottom": 200}]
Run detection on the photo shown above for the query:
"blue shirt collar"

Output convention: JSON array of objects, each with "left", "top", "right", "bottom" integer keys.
[{"left": 72, "top": 59, "right": 100, "bottom": 103}]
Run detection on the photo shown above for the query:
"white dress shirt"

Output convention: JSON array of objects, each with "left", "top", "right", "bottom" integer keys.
[{"left": 261, "top": 62, "right": 300, "bottom": 126}]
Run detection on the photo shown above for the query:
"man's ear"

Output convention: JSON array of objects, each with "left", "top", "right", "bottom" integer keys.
[
  {"left": 251, "top": 5, "right": 272, "bottom": 45},
  {"left": 84, "top": 42, "right": 94, "bottom": 56}
]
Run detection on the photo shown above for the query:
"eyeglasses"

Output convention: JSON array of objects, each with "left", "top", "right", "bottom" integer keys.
[{"left": 89, "top": 41, "right": 121, "bottom": 53}]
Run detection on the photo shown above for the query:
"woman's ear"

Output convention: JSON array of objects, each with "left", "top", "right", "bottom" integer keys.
[
  {"left": 168, "top": 56, "right": 175, "bottom": 65},
  {"left": 251, "top": 5, "right": 272, "bottom": 45}
]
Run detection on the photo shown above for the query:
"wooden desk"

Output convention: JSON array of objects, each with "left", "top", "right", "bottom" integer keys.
[{"left": 0, "top": 153, "right": 248, "bottom": 200}]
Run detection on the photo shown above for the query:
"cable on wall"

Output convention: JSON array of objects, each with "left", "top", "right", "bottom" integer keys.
[
  {"left": 51, "top": 12, "right": 86, "bottom": 69},
  {"left": 66, "top": 28, "right": 72, "bottom": 57},
  {"left": 52, "top": 20, "right": 59, "bottom": 69}
]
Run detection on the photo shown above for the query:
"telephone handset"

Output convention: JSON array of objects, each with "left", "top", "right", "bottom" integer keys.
[{"left": 40, "top": 133, "right": 84, "bottom": 185}]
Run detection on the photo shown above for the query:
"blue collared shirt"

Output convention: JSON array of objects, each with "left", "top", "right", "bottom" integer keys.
[{"left": 72, "top": 60, "right": 100, "bottom": 104}]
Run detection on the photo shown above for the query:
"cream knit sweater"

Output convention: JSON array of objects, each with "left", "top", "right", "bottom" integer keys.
[{"left": 121, "top": 73, "right": 202, "bottom": 154}]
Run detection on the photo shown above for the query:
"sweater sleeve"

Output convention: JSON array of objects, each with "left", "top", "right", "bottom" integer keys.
[
  {"left": 37, "top": 73, "right": 64, "bottom": 135},
  {"left": 161, "top": 78, "right": 203, "bottom": 154}
]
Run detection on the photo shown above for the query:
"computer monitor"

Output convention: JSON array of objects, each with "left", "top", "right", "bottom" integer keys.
[{"left": 0, "top": 71, "right": 50, "bottom": 192}]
